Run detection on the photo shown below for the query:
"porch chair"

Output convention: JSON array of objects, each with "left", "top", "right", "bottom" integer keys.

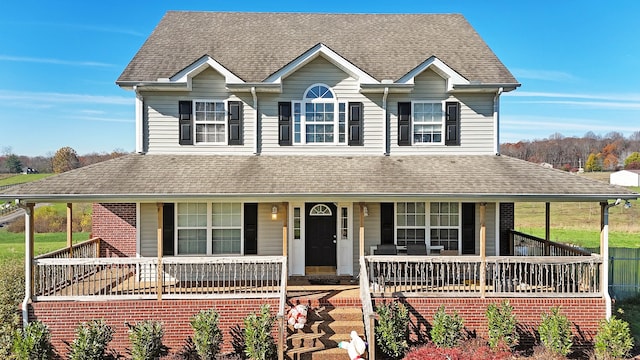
[
  {"left": 374, "top": 244, "right": 398, "bottom": 255},
  {"left": 407, "top": 243, "right": 428, "bottom": 255}
]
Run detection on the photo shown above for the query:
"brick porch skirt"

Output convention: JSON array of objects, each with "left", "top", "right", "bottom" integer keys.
[
  {"left": 373, "top": 297, "right": 606, "bottom": 348},
  {"left": 29, "top": 299, "right": 279, "bottom": 358},
  {"left": 29, "top": 297, "right": 605, "bottom": 357}
]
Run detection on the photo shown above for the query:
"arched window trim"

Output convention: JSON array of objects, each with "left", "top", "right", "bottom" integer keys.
[
  {"left": 294, "top": 84, "right": 346, "bottom": 145},
  {"left": 303, "top": 83, "right": 336, "bottom": 101},
  {"left": 309, "top": 204, "right": 333, "bottom": 216}
]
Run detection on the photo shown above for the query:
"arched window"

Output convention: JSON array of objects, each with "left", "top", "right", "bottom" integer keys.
[
  {"left": 304, "top": 84, "right": 334, "bottom": 99},
  {"left": 309, "top": 204, "right": 333, "bottom": 216},
  {"left": 292, "top": 84, "right": 346, "bottom": 144}
]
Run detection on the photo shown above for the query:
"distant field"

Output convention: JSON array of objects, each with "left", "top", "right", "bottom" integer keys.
[
  {"left": 515, "top": 171, "right": 640, "bottom": 248},
  {"left": 0, "top": 173, "right": 53, "bottom": 186},
  {"left": 0, "top": 230, "right": 89, "bottom": 263}
]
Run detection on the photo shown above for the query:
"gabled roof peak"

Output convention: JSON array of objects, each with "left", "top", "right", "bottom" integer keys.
[{"left": 117, "top": 11, "right": 518, "bottom": 87}]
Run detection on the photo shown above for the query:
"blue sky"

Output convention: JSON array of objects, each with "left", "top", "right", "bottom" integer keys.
[{"left": 1, "top": 0, "right": 639, "bottom": 156}]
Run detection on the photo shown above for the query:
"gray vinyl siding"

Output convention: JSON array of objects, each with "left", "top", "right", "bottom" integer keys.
[
  {"left": 139, "top": 203, "right": 158, "bottom": 257},
  {"left": 353, "top": 202, "right": 381, "bottom": 274},
  {"left": 389, "top": 69, "right": 496, "bottom": 155},
  {"left": 260, "top": 56, "right": 384, "bottom": 155},
  {"left": 475, "top": 202, "right": 497, "bottom": 255},
  {"left": 142, "top": 68, "right": 256, "bottom": 154},
  {"left": 257, "top": 203, "right": 283, "bottom": 255}
]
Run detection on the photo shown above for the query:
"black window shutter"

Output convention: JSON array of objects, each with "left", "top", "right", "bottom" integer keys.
[
  {"left": 278, "top": 102, "right": 292, "bottom": 146},
  {"left": 445, "top": 101, "right": 460, "bottom": 146},
  {"left": 178, "top": 101, "right": 193, "bottom": 145},
  {"left": 461, "top": 203, "right": 475, "bottom": 254},
  {"left": 348, "top": 102, "right": 363, "bottom": 146},
  {"left": 228, "top": 101, "right": 243, "bottom": 145},
  {"left": 397, "top": 102, "right": 411, "bottom": 146},
  {"left": 162, "top": 203, "right": 175, "bottom": 256},
  {"left": 244, "top": 203, "right": 258, "bottom": 255},
  {"left": 380, "top": 203, "right": 395, "bottom": 245}
]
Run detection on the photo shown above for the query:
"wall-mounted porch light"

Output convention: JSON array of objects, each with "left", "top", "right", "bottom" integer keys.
[
  {"left": 271, "top": 205, "right": 278, "bottom": 220},
  {"left": 363, "top": 205, "right": 369, "bottom": 217}
]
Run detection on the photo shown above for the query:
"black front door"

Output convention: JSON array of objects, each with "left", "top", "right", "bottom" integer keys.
[{"left": 305, "top": 203, "right": 337, "bottom": 267}]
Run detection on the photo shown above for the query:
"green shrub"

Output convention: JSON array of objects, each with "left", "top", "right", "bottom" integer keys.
[
  {"left": 375, "top": 301, "right": 410, "bottom": 359},
  {"left": 594, "top": 315, "right": 633, "bottom": 360},
  {"left": 12, "top": 320, "right": 53, "bottom": 360},
  {"left": 243, "top": 304, "right": 275, "bottom": 360},
  {"left": 430, "top": 305, "right": 464, "bottom": 349},
  {"left": 68, "top": 319, "right": 114, "bottom": 360},
  {"left": 127, "top": 320, "right": 168, "bottom": 360},
  {"left": 537, "top": 306, "right": 572, "bottom": 356},
  {"left": 0, "top": 261, "right": 24, "bottom": 359},
  {"left": 486, "top": 300, "right": 519, "bottom": 349},
  {"left": 190, "top": 309, "right": 222, "bottom": 360}
]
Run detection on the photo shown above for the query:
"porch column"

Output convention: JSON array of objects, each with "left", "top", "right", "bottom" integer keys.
[
  {"left": 157, "top": 203, "right": 163, "bottom": 301},
  {"left": 600, "top": 202, "right": 612, "bottom": 319},
  {"left": 359, "top": 203, "right": 365, "bottom": 257},
  {"left": 23, "top": 203, "right": 35, "bottom": 326},
  {"left": 544, "top": 202, "right": 550, "bottom": 255},
  {"left": 282, "top": 203, "right": 288, "bottom": 257},
  {"left": 67, "top": 203, "right": 73, "bottom": 257},
  {"left": 479, "top": 203, "right": 486, "bottom": 298}
]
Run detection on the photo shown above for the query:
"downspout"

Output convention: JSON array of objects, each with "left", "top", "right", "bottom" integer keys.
[
  {"left": 601, "top": 202, "right": 612, "bottom": 319},
  {"left": 134, "top": 86, "right": 144, "bottom": 154},
  {"left": 251, "top": 87, "right": 259, "bottom": 155},
  {"left": 382, "top": 87, "right": 389, "bottom": 155},
  {"left": 493, "top": 87, "right": 503, "bottom": 155},
  {"left": 19, "top": 202, "right": 34, "bottom": 327}
]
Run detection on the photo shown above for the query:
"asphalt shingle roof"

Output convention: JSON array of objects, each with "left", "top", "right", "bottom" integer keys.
[
  {"left": 117, "top": 12, "right": 518, "bottom": 85},
  {"left": 1, "top": 154, "right": 636, "bottom": 202}
]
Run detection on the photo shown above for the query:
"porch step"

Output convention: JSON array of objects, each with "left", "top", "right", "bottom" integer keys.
[{"left": 285, "top": 305, "right": 366, "bottom": 360}]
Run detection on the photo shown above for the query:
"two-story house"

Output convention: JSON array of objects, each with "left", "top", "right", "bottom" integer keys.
[{"left": 3, "top": 12, "right": 637, "bottom": 358}]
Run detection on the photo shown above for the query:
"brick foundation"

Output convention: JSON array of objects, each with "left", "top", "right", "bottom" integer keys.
[
  {"left": 92, "top": 203, "right": 137, "bottom": 257},
  {"left": 30, "top": 299, "right": 279, "bottom": 358},
  {"left": 374, "top": 297, "right": 605, "bottom": 347}
]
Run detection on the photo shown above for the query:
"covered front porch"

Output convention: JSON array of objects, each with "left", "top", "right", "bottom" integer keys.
[{"left": 16, "top": 198, "right": 620, "bottom": 360}]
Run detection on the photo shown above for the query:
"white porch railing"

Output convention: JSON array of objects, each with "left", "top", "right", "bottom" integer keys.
[
  {"left": 365, "top": 255, "right": 602, "bottom": 297},
  {"left": 33, "top": 256, "right": 286, "bottom": 301}
]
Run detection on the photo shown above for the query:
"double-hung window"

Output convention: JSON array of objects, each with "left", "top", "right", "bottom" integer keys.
[
  {"left": 396, "top": 202, "right": 426, "bottom": 246},
  {"left": 292, "top": 84, "right": 347, "bottom": 145},
  {"left": 176, "top": 202, "right": 243, "bottom": 255},
  {"left": 395, "top": 201, "right": 461, "bottom": 251},
  {"left": 194, "top": 100, "right": 226, "bottom": 144},
  {"left": 398, "top": 101, "right": 458, "bottom": 146},
  {"left": 413, "top": 102, "right": 444, "bottom": 144},
  {"left": 429, "top": 202, "right": 459, "bottom": 250}
]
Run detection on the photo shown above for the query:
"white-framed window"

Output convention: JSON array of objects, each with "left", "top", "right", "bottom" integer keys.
[
  {"left": 211, "top": 203, "right": 242, "bottom": 254},
  {"left": 429, "top": 202, "right": 460, "bottom": 251},
  {"left": 309, "top": 204, "right": 332, "bottom": 216},
  {"left": 413, "top": 101, "right": 444, "bottom": 144},
  {"left": 176, "top": 202, "right": 243, "bottom": 255},
  {"left": 396, "top": 202, "right": 426, "bottom": 246},
  {"left": 194, "top": 100, "right": 226, "bottom": 144},
  {"left": 292, "top": 84, "right": 346, "bottom": 145},
  {"left": 394, "top": 201, "right": 461, "bottom": 250},
  {"left": 293, "top": 207, "right": 301, "bottom": 240},
  {"left": 340, "top": 207, "right": 349, "bottom": 240},
  {"left": 176, "top": 203, "right": 208, "bottom": 255}
]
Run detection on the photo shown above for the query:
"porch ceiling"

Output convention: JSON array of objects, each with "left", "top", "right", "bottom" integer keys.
[
  {"left": 0, "top": 154, "right": 637, "bottom": 202},
  {"left": 0, "top": 154, "right": 638, "bottom": 202}
]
